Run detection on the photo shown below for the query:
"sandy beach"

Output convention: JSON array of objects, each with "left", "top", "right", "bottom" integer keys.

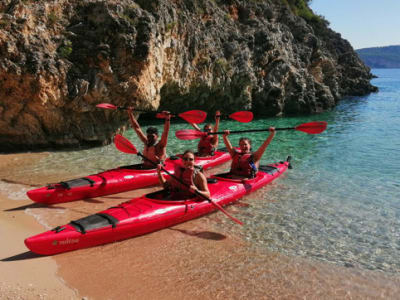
[
  {"left": 1, "top": 152, "right": 400, "bottom": 300},
  {"left": 0, "top": 153, "right": 78, "bottom": 299}
]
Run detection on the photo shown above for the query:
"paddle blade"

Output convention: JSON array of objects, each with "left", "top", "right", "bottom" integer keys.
[
  {"left": 179, "top": 110, "right": 207, "bottom": 124},
  {"left": 229, "top": 111, "right": 253, "bottom": 123},
  {"left": 295, "top": 121, "right": 328, "bottom": 134},
  {"left": 114, "top": 134, "right": 138, "bottom": 154},
  {"left": 156, "top": 112, "right": 166, "bottom": 119},
  {"left": 209, "top": 200, "right": 243, "bottom": 225},
  {"left": 175, "top": 129, "right": 207, "bottom": 140},
  {"left": 96, "top": 103, "right": 118, "bottom": 110}
]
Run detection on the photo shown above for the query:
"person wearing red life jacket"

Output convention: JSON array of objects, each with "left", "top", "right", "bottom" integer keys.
[
  {"left": 127, "top": 108, "right": 171, "bottom": 169},
  {"left": 222, "top": 127, "right": 276, "bottom": 179},
  {"left": 157, "top": 150, "right": 210, "bottom": 200},
  {"left": 189, "top": 111, "right": 221, "bottom": 156}
]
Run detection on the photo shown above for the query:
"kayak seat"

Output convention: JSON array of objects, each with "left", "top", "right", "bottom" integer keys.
[
  {"left": 217, "top": 147, "right": 228, "bottom": 152},
  {"left": 69, "top": 213, "right": 119, "bottom": 234},
  {"left": 169, "top": 155, "right": 180, "bottom": 160},
  {"left": 258, "top": 165, "right": 279, "bottom": 175},
  {"left": 58, "top": 177, "right": 95, "bottom": 190}
]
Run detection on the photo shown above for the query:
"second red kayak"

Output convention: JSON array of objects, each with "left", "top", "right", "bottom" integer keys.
[
  {"left": 25, "top": 158, "right": 291, "bottom": 255},
  {"left": 27, "top": 150, "right": 231, "bottom": 204}
]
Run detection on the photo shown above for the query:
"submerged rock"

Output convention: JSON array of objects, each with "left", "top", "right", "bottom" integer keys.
[{"left": 0, "top": 0, "right": 377, "bottom": 151}]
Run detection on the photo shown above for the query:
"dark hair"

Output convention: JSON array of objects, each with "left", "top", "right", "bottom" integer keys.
[
  {"left": 239, "top": 137, "right": 252, "bottom": 145},
  {"left": 183, "top": 150, "right": 195, "bottom": 157},
  {"left": 146, "top": 127, "right": 158, "bottom": 135}
]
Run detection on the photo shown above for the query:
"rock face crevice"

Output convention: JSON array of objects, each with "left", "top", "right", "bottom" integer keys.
[{"left": 0, "top": 0, "right": 376, "bottom": 151}]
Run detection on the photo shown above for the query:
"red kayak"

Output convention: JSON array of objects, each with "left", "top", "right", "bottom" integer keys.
[
  {"left": 25, "top": 158, "right": 291, "bottom": 255},
  {"left": 26, "top": 150, "right": 231, "bottom": 204}
]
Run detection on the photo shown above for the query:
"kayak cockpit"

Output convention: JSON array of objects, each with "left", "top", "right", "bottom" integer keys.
[
  {"left": 118, "top": 163, "right": 157, "bottom": 171},
  {"left": 212, "top": 164, "right": 281, "bottom": 182},
  {"left": 68, "top": 213, "right": 119, "bottom": 234},
  {"left": 145, "top": 190, "right": 199, "bottom": 204}
]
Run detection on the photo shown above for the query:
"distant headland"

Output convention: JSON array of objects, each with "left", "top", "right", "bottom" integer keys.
[{"left": 356, "top": 45, "right": 400, "bottom": 68}]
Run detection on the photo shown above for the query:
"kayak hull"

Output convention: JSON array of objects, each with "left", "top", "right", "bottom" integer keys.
[
  {"left": 26, "top": 150, "right": 231, "bottom": 204},
  {"left": 25, "top": 161, "right": 289, "bottom": 255}
]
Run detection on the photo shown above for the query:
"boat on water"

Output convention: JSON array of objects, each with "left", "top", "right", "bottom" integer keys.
[
  {"left": 26, "top": 149, "right": 232, "bottom": 204},
  {"left": 24, "top": 158, "right": 290, "bottom": 255}
]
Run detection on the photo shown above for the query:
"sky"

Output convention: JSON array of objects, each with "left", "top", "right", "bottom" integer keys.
[{"left": 309, "top": 0, "right": 400, "bottom": 50}]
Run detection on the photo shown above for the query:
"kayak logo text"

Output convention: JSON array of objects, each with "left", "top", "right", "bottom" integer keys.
[{"left": 52, "top": 238, "right": 79, "bottom": 246}]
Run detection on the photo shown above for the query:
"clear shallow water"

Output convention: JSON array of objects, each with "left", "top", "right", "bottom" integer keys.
[{"left": 9, "top": 69, "right": 400, "bottom": 274}]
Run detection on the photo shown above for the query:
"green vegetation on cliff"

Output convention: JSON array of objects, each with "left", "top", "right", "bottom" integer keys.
[
  {"left": 281, "top": 0, "right": 328, "bottom": 26},
  {"left": 356, "top": 45, "right": 400, "bottom": 68}
]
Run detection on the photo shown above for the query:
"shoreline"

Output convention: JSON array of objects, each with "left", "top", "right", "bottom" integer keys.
[{"left": 1, "top": 152, "right": 400, "bottom": 299}]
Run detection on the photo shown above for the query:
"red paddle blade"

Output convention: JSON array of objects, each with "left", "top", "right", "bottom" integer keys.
[
  {"left": 295, "top": 121, "right": 328, "bottom": 134},
  {"left": 210, "top": 201, "right": 243, "bottom": 225},
  {"left": 175, "top": 129, "right": 207, "bottom": 140},
  {"left": 229, "top": 111, "right": 253, "bottom": 123},
  {"left": 179, "top": 110, "right": 207, "bottom": 124},
  {"left": 96, "top": 103, "right": 118, "bottom": 110},
  {"left": 114, "top": 134, "right": 138, "bottom": 154}
]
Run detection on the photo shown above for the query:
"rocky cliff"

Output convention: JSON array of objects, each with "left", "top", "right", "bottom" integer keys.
[{"left": 0, "top": 0, "right": 377, "bottom": 151}]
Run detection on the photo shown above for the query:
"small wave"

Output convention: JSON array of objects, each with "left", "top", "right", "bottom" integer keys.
[{"left": 0, "top": 180, "right": 31, "bottom": 201}]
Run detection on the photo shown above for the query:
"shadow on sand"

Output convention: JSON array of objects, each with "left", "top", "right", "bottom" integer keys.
[
  {"left": 169, "top": 228, "right": 226, "bottom": 241},
  {"left": 1, "top": 251, "right": 43, "bottom": 261}
]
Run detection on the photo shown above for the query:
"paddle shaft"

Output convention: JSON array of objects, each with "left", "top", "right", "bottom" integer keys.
[
  {"left": 136, "top": 153, "right": 243, "bottom": 225},
  {"left": 209, "top": 127, "right": 294, "bottom": 135}
]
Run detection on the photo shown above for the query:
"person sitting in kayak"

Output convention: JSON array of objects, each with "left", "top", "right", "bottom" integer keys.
[
  {"left": 156, "top": 150, "right": 210, "bottom": 200},
  {"left": 222, "top": 127, "right": 276, "bottom": 179},
  {"left": 127, "top": 108, "right": 171, "bottom": 169},
  {"left": 189, "top": 110, "right": 221, "bottom": 157}
]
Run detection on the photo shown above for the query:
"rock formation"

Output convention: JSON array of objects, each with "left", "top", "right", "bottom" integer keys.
[{"left": 0, "top": 0, "right": 377, "bottom": 151}]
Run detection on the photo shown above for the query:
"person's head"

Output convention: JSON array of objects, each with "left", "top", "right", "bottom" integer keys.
[
  {"left": 182, "top": 150, "right": 196, "bottom": 168},
  {"left": 239, "top": 137, "right": 252, "bottom": 153},
  {"left": 146, "top": 127, "right": 159, "bottom": 146},
  {"left": 203, "top": 124, "right": 212, "bottom": 133}
]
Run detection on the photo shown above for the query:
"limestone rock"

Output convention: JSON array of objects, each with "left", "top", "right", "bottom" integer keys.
[{"left": 0, "top": 0, "right": 377, "bottom": 151}]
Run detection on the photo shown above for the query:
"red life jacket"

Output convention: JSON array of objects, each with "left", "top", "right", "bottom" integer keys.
[
  {"left": 169, "top": 165, "right": 198, "bottom": 198},
  {"left": 230, "top": 151, "right": 258, "bottom": 178},
  {"left": 197, "top": 135, "right": 215, "bottom": 156}
]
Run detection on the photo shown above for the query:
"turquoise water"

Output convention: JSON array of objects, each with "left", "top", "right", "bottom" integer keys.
[{"left": 18, "top": 69, "right": 400, "bottom": 274}]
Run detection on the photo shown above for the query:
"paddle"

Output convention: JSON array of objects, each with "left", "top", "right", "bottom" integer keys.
[
  {"left": 114, "top": 134, "right": 243, "bottom": 225},
  {"left": 228, "top": 111, "right": 253, "bottom": 123},
  {"left": 175, "top": 121, "right": 328, "bottom": 140},
  {"left": 96, "top": 103, "right": 207, "bottom": 124}
]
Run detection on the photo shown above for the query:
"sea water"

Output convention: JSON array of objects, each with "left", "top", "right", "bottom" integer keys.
[{"left": 7, "top": 69, "right": 400, "bottom": 275}]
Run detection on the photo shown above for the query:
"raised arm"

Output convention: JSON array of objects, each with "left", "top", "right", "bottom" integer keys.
[
  {"left": 127, "top": 108, "right": 147, "bottom": 144},
  {"left": 252, "top": 127, "right": 275, "bottom": 164},
  {"left": 211, "top": 110, "right": 221, "bottom": 146},
  {"left": 158, "top": 111, "right": 171, "bottom": 148},
  {"left": 189, "top": 122, "right": 201, "bottom": 131},
  {"left": 222, "top": 130, "right": 236, "bottom": 157}
]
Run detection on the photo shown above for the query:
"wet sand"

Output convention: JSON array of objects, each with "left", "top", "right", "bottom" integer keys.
[
  {"left": 1, "top": 153, "right": 400, "bottom": 299},
  {"left": 0, "top": 153, "right": 77, "bottom": 299}
]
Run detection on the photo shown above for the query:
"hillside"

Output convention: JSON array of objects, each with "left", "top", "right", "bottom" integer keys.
[
  {"left": 356, "top": 45, "right": 400, "bottom": 68},
  {"left": 0, "top": 0, "right": 377, "bottom": 151}
]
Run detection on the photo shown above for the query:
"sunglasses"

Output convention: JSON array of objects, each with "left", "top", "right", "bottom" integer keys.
[{"left": 182, "top": 157, "right": 194, "bottom": 161}]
